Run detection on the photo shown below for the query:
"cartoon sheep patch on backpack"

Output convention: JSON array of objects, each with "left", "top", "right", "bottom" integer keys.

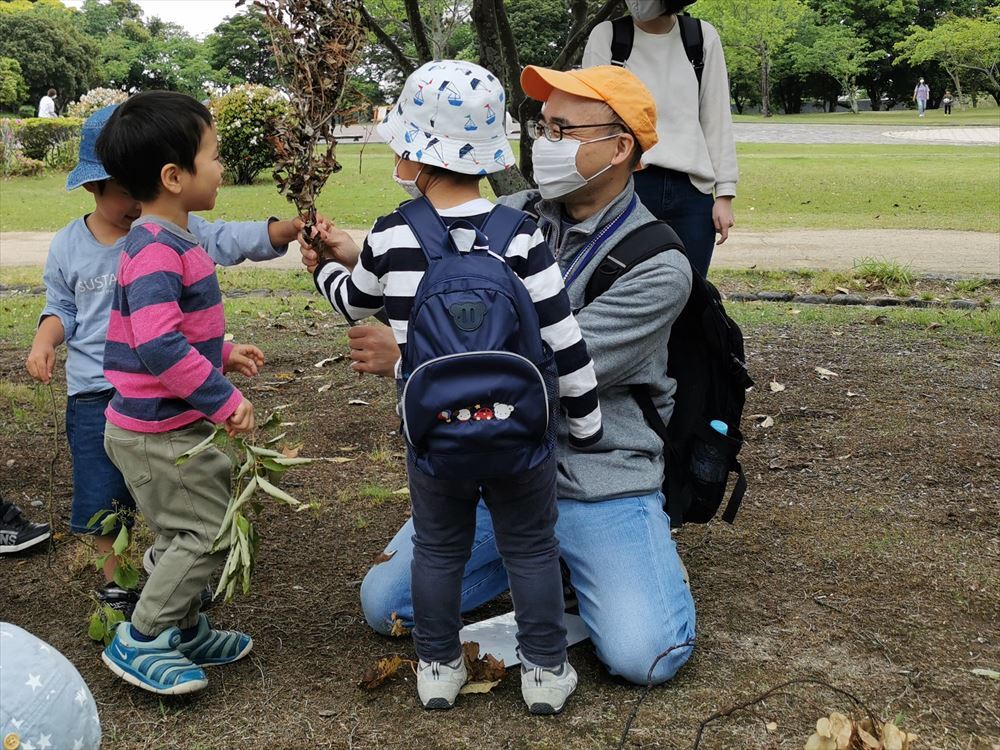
[{"left": 437, "top": 402, "right": 514, "bottom": 424}]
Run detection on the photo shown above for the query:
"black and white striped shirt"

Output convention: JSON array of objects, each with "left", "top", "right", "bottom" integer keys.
[{"left": 315, "top": 198, "right": 602, "bottom": 445}]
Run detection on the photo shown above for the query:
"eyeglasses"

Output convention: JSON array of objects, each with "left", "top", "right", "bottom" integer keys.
[{"left": 525, "top": 119, "right": 626, "bottom": 143}]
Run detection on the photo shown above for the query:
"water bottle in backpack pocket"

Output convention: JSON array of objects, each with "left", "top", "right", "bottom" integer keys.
[{"left": 396, "top": 197, "right": 558, "bottom": 480}]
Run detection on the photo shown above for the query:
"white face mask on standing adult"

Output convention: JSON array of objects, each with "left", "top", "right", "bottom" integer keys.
[
  {"left": 393, "top": 161, "right": 424, "bottom": 199},
  {"left": 625, "top": 0, "right": 668, "bottom": 22},
  {"left": 531, "top": 134, "right": 619, "bottom": 200}
]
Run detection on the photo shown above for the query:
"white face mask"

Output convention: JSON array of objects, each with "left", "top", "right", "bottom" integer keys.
[
  {"left": 625, "top": 0, "right": 668, "bottom": 22},
  {"left": 393, "top": 161, "right": 424, "bottom": 199},
  {"left": 531, "top": 133, "right": 619, "bottom": 200}
]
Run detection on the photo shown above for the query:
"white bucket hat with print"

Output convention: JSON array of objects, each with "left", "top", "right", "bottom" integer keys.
[{"left": 376, "top": 59, "right": 515, "bottom": 176}]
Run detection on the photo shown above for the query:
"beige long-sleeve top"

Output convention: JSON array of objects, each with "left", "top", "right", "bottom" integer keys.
[{"left": 583, "top": 18, "right": 738, "bottom": 197}]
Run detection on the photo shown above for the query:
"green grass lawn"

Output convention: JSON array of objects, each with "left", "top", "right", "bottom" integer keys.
[
  {"left": 733, "top": 105, "right": 1000, "bottom": 127},
  {"left": 1, "top": 142, "right": 997, "bottom": 234}
]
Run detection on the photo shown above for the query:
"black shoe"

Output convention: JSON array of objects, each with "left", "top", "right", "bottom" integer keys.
[
  {"left": 142, "top": 546, "right": 215, "bottom": 611},
  {"left": 0, "top": 501, "right": 51, "bottom": 554},
  {"left": 95, "top": 582, "right": 140, "bottom": 620}
]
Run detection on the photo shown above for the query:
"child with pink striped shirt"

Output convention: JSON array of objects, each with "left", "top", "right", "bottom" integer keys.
[{"left": 95, "top": 91, "right": 259, "bottom": 695}]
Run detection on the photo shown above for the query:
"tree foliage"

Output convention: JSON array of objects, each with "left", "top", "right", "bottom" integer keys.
[
  {"left": 0, "top": 2, "right": 102, "bottom": 104},
  {"left": 0, "top": 57, "right": 28, "bottom": 111},
  {"left": 699, "top": 0, "right": 809, "bottom": 117},
  {"left": 896, "top": 9, "right": 1000, "bottom": 105},
  {"left": 206, "top": 8, "right": 279, "bottom": 86}
]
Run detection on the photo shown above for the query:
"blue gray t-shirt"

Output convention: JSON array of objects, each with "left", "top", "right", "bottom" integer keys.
[{"left": 41, "top": 214, "right": 287, "bottom": 396}]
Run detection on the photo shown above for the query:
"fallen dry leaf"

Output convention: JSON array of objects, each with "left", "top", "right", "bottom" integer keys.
[
  {"left": 835, "top": 286, "right": 851, "bottom": 294},
  {"left": 751, "top": 414, "right": 774, "bottom": 429},
  {"left": 357, "top": 655, "right": 409, "bottom": 690},
  {"left": 846, "top": 390, "right": 860, "bottom": 398},
  {"left": 392, "top": 487, "right": 410, "bottom": 497},
  {"left": 314, "top": 356, "right": 343, "bottom": 368},
  {"left": 815, "top": 366, "right": 840, "bottom": 379},
  {"left": 768, "top": 457, "right": 787, "bottom": 471},
  {"left": 348, "top": 399, "right": 370, "bottom": 406},
  {"left": 766, "top": 721, "right": 778, "bottom": 732},
  {"left": 459, "top": 680, "right": 501, "bottom": 695},
  {"left": 281, "top": 445, "right": 301, "bottom": 459},
  {"left": 317, "top": 383, "right": 332, "bottom": 393},
  {"left": 373, "top": 550, "right": 396, "bottom": 565},
  {"left": 769, "top": 380, "right": 786, "bottom": 393},
  {"left": 389, "top": 612, "right": 410, "bottom": 637},
  {"left": 325, "top": 456, "right": 356, "bottom": 464},
  {"left": 462, "top": 641, "right": 506, "bottom": 684},
  {"left": 972, "top": 668, "right": 1000, "bottom": 680}
]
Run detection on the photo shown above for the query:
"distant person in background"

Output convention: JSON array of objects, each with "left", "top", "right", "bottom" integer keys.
[
  {"left": 583, "top": 0, "right": 738, "bottom": 277},
  {"left": 913, "top": 78, "right": 930, "bottom": 117},
  {"left": 38, "top": 88, "right": 58, "bottom": 118},
  {"left": 942, "top": 89, "right": 954, "bottom": 116}
]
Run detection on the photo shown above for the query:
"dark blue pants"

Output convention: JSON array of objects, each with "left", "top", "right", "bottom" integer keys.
[
  {"left": 634, "top": 167, "right": 716, "bottom": 277},
  {"left": 65, "top": 389, "right": 134, "bottom": 533},
  {"left": 407, "top": 456, "right": 567, "bottom": 667}
]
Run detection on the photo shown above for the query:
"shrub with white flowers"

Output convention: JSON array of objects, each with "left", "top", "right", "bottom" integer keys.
[
  {"left": 66, "top": 88, "right": 128, "bottom": 119},
  {"left": 209, "top": 84, "right": 289, "bottom": 185}
]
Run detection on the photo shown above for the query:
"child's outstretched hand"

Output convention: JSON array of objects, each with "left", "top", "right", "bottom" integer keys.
[
  {"left": 299, "top": 216, "right": 362, "bottom": 273},
  {"left": 226, "top": 399, "right": 255, "bottom": 437},
  {"left": 226, "top": 344, "right": 265, "bottom": 377},
  {"left": 25, "top": 344, "right": 57, "bottom": 384}
]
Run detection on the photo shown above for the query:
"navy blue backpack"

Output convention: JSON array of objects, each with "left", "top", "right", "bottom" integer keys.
[{"left": 396, "top": 196, "right": 558, "bottom": 480}]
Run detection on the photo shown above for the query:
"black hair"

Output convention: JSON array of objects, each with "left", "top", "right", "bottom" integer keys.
[{"left": 95, "top": 91, "right": 213, "bottom": 202}]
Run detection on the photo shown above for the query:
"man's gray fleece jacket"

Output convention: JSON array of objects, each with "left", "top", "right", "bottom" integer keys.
[{"left": 500, "top": 179, "right": 692, "bottom": 503}]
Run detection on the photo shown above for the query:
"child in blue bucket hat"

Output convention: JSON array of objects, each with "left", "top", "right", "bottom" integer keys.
[
  {"left": 23, "top": 103, "right": 311, "bottom": 621},
  {"left": 307, "top": 60, "right": 602, "bottom": 715}
]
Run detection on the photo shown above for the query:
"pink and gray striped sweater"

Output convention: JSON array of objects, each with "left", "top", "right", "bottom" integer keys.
[{"left": 103, "top": 217, "right": 242, "bottom": 433}]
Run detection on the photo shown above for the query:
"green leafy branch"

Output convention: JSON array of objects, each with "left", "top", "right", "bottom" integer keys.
[
  {"left": 85, "top": 509, "right": 137, "bottom": 644},
  {"left": 175, "top": 409, "right": 315, "bottom": 603}
]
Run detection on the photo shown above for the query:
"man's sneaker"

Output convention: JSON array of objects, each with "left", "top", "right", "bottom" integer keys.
[
  {"left": 0, "top": 501, "right": 51, "bottom": 554},
  {"left": 177, "top": 613, "right": 253, "bottom": 666},
  {"left": 95, "top": 582, "right": 140, "bottom": 620},
  {"left": 416, "top": 656, "right": 467, "bottom": 710},
  {"left": 101, "top": 623, "right": 208, "bottom": 695},
  {"left": 143, "top": 546, "right": 215, "bottom": 611},
  {"left": 520, "top": 659, "right": 578, "bottom": 715}
]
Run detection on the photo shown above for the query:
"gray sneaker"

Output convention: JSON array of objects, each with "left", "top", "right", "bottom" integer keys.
[
  {"left": 521, "top": 660, "right": 578, "bottom": 715},
  {"left": 416, "top": 656, "right": 467, "bottom": 710}
]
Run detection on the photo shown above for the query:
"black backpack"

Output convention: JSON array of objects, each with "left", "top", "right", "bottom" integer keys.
[
  {"left": 610, "top": 14, "right": 705, "bottom": 91},
  {"left": 583, "top": 221, "right": 753, "bottom": 527}
]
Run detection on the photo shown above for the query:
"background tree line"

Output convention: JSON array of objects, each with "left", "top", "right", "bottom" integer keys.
[{"left": 1, "top": 0, "right": 996, "bottom": 122}]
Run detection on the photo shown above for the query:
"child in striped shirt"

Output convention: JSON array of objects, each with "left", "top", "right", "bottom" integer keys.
[
  {"left": 309, "top": 60, "right": 600, "bottom": 715},
  {"left": 94, "top": 91, "right": 259, "bottom": 696}
]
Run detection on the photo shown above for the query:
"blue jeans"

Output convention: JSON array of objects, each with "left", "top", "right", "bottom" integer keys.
[
  {"left": 361, "top": 491, "right": 696, "bottom": 685},
  {"left": 65, "top": 389, "right": 134, "bottom": 533},
  {"left": 633, "top": 167, "right": 716, "bottom": 277}
]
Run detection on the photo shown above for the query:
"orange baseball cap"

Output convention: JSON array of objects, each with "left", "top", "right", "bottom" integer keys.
[{"left": 520, "top": 65, "right": 658, "bottom": 154}]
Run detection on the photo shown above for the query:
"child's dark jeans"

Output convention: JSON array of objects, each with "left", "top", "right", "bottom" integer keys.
[
  {"left": 407, "top": 455, "right": 567, "bottom": 668},
  {"left": 66, "top": 389, "right": 134, "bottom": 533}
]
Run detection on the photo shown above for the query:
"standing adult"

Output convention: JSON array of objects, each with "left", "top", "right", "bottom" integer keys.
[
  {"left": 583, "top": 0, "right": 737, "bottom": 277},
  {"left": 913, "top": 78, "right": 930, "bottom": 117},
  {"left": 38, "top": 88, "right": 58, "bottom": 118},
  {"left": 304, "top": 65, "right": 698, "bottom": 686}
]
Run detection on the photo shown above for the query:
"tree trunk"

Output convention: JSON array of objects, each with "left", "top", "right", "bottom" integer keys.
[
  {"left": 472, "top": 0, "right": 531, "bottom": 193},
  {"left": 760, "top": 49, "right": 771, "bottom": 118},
  {"left": 866, "top": 83, "right": 881, "bottom": 111}
]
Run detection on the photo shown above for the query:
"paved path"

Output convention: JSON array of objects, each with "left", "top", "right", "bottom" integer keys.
[
  {"left": 730, "top": 123, "right": 999, "bottom": 146},
  {"left": 332, "top": 122, "right": 1000, "bottom": 147},
  {"left": 3, "top": 229, "right": 997, "bottom": 278}
]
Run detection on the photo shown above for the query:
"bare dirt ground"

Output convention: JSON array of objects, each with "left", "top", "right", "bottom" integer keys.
[
  {"left": 1, "top": 295, "right": 998, "bottom": 750},
  {"left": 3, "top": 228, "right": 999, "bottom": 277}
]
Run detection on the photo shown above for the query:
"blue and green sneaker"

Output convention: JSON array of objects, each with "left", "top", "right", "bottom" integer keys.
[
  {"left": 177, "top": 614, "right": 253, "bottom": 666},
  {"left": 102, "top": 624, "right": 208, "bottom": 695}
]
